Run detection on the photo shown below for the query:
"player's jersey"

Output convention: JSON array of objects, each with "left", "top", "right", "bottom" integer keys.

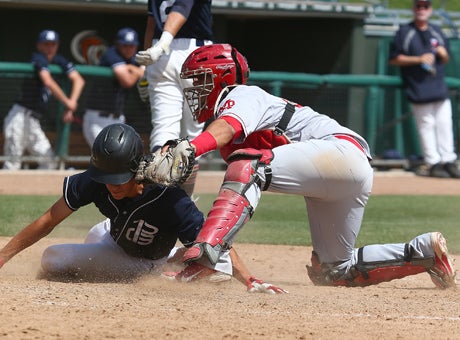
[
  {"left": 389, "top": 22, "right": 449, "bottom": 103},
  {"left": 147, "top": 0, "right": 213, "bottom": 40},
  {"left": 86, "top": 46, "right": 140, "bottom": 115},
  {"left": 16, "top": 52, "right": 76, "bottom": 115},
  {"left": 63, "top": 171, "right": 204, "bottom": 260},
  {"left": 217, "top": 85, "right": 371, "bottom": 160}
]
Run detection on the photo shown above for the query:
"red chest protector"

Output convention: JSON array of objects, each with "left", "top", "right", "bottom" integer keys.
[{"left": 220, "top": 129, "right": 289, "bottom": 163}]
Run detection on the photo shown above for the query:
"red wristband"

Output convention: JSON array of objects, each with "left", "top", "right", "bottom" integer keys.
[
  {"left": 191, "top": 131, "right": 218, "bottom": 157},
  {"left": 0, "top": 257, "right": 4, "bottom": 268}
]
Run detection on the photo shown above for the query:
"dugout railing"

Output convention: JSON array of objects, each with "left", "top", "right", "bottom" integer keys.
[{"left": 1, "top": 62, "right": 460, "bottom": 170}]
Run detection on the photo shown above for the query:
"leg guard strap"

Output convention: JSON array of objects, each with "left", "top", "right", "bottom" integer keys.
[
  {"left": 307, "top": 245, "right": 435, "bottom": 287},
  {"left": 184, "top": 154, "right": 265, "bottom": 265}
]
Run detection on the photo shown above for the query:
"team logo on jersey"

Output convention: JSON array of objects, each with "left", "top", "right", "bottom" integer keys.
[
  {"left": 125, "top": 219, "right": 159, "bottom": 245},
  {"left": 70, "top": 30, "right": 108, "bottom": 65},
  {"left": 218, "top": 99, "right": 235, "bottom": 115}
]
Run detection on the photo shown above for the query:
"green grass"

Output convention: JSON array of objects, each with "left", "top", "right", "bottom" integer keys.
[{"left": 0, "top": 194, "right": 458, "bottom": 253}]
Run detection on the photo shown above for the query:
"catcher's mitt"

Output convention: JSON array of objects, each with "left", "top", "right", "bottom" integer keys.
[{"left": 135, "top": 138, "right": 196, "bottom": 186}]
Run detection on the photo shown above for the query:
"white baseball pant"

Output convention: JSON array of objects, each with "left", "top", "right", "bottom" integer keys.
[
  {"left": 146, "top": 38, "right": 211, "bottom": 151},
  {"left": 41, "top": 219, "right": 232, "bottom": 281},
  {"left": 82, "top": 109, "right": 126, "bottom": 148},
  {"left": 3, "top": 104, "right": 56, "bottom": 170},
  {"left": 242, "top": 137, "right": 437, "bottom": 275},
  {"left": 411, "top": 99, "right": 457, "bottom": 166}
]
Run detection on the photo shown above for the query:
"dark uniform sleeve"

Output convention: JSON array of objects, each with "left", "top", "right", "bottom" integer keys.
[
  {"left": 98, "top": 46, "right": 124, "bottom": 68},
  {"left": 32, "top": 52, "right": 50, "bottom": 71},
  {"left": 389, "top": 26, "right": 404, "bottom": 60},
  {"left": 52, "top": 54, "right": 76, "bottom": 75},
  {"left": 149, "top": 0, "right": 213, "bottom": 40},
  {"left": 63, "top": 170, "right": 104, "bottom": 211},
  {"left": 172, "top": 193, "right": 204, "bottom": 247},
  {"left": 170, "top": 0, "right": 195, "bottom": 18}
]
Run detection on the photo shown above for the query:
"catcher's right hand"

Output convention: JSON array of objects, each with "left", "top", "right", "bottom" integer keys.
[
  {"left": 135, "top": 138, "right": 196, "bottom": 186},
  {"left": 246, "top": 276, "right": 288, "bottom": 294}
]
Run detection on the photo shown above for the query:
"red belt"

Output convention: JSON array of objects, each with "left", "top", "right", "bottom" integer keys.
[{"left": 334, "top": 134, "right": 365, "bottom": 154}]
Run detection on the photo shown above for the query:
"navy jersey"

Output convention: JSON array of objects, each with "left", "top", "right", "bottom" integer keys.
[
  {"left": 63, "top": 170, "right": 204, "bottom": 260},
  {"left": 17, "top": 52, "right": 76, "bottom": 114},
  {"left": 389, "top": 22, "right": 450, "bottom": 103},
  {"left": 86, "top": 46, "right": 140, "bottom": 114},
  {"left": 147, "top": 0, "right": 213, "bottom": 40}
]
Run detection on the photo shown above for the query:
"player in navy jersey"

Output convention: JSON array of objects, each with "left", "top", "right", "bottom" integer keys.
[
  {"left": 389, "top": 0, "right": 460, "bottom": 178},
  {"left": 83, "top": 28, "right": 145, "bottom": 148},
  {"left": 2, "top": 29, "right": 85, "bottom": 170},
  {"left": 0, "top": 123, "right": 286, "bottom": 293},
  {"left": 135, "top": 0, "right": 214, "bottom": 196}
]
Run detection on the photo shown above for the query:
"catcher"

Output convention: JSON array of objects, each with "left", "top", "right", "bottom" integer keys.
[
  {"left": 0, "top": 123, "right": 286, "bottom": 294},
  {"left": 136, "top": 44, "right": 456, "bottom": 289}
]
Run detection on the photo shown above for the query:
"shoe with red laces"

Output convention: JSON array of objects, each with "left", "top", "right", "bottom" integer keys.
[{"left": 427, "top": 232, "right": 457, "bottom": 289}]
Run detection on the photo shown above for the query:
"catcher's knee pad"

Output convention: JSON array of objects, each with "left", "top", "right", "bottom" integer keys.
[
  {"left": 191, "top": 149, "right": 272, "bottom": 265},
  {"left": 307, "top": 245, "right": 435, "bottom": 287}
]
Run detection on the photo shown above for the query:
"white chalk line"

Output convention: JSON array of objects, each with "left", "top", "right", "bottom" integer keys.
[{"left": 316, "top": 312, "right": 460, "bottom": 322}]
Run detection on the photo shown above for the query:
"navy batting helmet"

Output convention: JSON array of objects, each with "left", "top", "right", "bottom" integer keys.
[{"left": 88, "top": 123, "right": 144, "bottom": 184}]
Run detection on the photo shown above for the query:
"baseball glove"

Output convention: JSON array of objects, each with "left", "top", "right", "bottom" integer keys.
[{"left": 135, "top": 138, "right": 196, "bottom": 186}]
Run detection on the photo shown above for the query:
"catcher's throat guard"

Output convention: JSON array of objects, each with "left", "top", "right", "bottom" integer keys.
[{"left": 184, "top": 148, "right": 273, "bottom": 265}]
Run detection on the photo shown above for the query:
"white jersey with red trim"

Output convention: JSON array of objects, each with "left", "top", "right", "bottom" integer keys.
[{"left": 215, "top": 85, "right": 372, "bottom": 159}]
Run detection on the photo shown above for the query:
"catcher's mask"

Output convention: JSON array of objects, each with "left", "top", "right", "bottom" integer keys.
[
  {"left": 89, "top": 123, "right": 144, "bottom": 185},
  {"left": 180, "top": 43, "right": 250, "bottom": 123}
]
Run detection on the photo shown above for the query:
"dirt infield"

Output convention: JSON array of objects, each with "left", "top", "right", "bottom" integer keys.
[{"left": 0, "top": 170, "right": 459, "bottom": 339}]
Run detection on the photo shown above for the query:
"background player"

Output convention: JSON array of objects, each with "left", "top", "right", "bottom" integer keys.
[
  {"left": 138, "top": 44, "right": 456, "bottom": 289},
  {"left": 389, "top": 0, "right": 460, "bottom": 178},
  {"left": 0, "top": 123, "right": 286, "bottom": 293},
  {"left": 135, "top": 0, "right": 213, "bottom": 196},
  {"left": 83, "top": 27, "right": 145, "bottom": 148},
  {"left": 2, "top": 29, "right": 85, "bottom": 170}
]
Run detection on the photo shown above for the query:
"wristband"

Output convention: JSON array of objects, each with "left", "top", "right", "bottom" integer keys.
[
  {"left": 0, "top": 257, "right": 4, "bottom": 268},
  {"left": 191, "top": 131, "right": 218, "bottom": 157}
]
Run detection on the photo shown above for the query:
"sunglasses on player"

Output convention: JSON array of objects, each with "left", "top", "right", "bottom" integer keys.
[{"left": 415, "top": 4, "right": 431, "bottom": 10}]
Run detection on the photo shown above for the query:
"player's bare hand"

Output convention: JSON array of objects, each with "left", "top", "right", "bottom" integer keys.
[
  {"left": 420, "top": 53, "right": 435, "bottom": 65},
  {"left": 435, "top": 46, "right": 449, "bottom": 60},
  {"left": 246, "top": 276, "right": 288, "bottom": 294},
  {"left": 65, "top": 98, "right": 78, "bottom": 112},
  {"left": 61, "top": 109, "right": 75, "bottom": 123}
]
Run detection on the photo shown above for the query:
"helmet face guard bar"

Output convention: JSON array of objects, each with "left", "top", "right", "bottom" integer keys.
[{"left": 182, "top": 68, "right": 215, "bottom": 121}]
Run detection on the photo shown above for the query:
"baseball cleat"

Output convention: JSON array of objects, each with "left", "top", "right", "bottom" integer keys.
[
  {"left": 427, "top": 232, "right": 457, "bottom": 289},
  {"left": 161, "top": 262, "right": 231, "bottom": 283}
]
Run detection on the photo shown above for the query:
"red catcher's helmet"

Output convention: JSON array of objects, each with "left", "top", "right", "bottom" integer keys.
[{"left": 180, "top": 44, "right": 250, "bottom": 123}]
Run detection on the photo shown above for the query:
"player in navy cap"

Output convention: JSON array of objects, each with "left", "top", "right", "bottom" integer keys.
[
  {"left": 82, "top": 27, "right": 145, "bottom": 148},
  {"left": 0, "top": 123, "right": 286, "bottom": 294},
  {"left": 2, "top": 29, "right": 85, "bottom": 170}
]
